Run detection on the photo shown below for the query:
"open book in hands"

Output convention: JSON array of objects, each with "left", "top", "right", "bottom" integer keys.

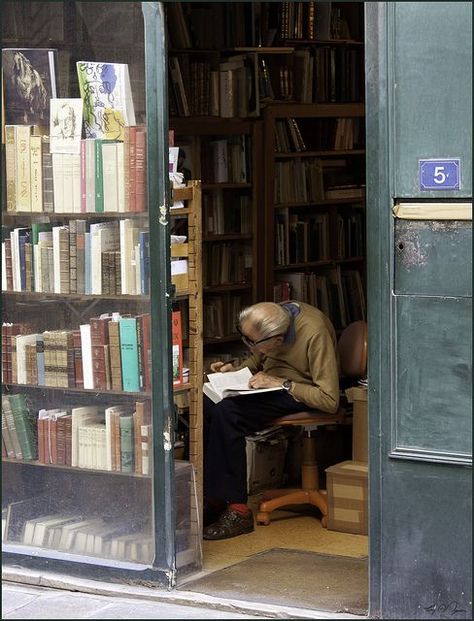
[{"left": 203, "top": 367, "right": 283, "bottom": 404}]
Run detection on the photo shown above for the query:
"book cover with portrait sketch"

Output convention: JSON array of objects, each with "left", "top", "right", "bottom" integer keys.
[
  {"left": 2, "top": 48, "right": 58, "bottom": 125},
  {"left": 50, "top": 98, "right": 83, "bottom": 154},
  {"left": 76, "top": 61, "right": 136, "bottom": 139}
]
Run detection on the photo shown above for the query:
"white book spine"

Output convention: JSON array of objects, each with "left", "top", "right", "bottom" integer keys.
[
  {"left": 72, "top": 153, "right": 81, "bottom": 213},
  {"left": 116, "top": 142, "right": 125, "bottom": 212},
  {"left": 52, "top": 153, "right": 64, "bottom": 213},
  {"left": 79, "top": 324, "right": 94, "bottom": 390},
  {"left": 102, "top": 142, "right": 118, "bottom": 212}
]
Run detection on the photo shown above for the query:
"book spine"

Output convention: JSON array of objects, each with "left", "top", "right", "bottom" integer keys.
[
  {"left": 108, "top": 321, "right": 123, "bottom": 391},
  {"left": 134, "top": 128, "right": 146, "bottom": 212},
  {"left": 119, "top": 317, "right": 140, "bottom": 392},
  {"left": 30, "top": 135, "right": 43, "bottom": 212},
  {"left": 5, "top": 126, "right": 17, "bottom": 212},
  {"left": 36, "top": 334, "right": 45, "bottom": 386},
  {"left": 64, "top": 416, "right": 72, "bottom": 466},
  {"left": 119, "top": 415, "right": 134, "bottom": 473},
  {"left": 16, "top": 125, "right": 32, "bottom": 211},
  {"left": 42, "top": 137, "right": 54, "bottom": 212},
  {"left": 128, "top": 127, "right": 137, "bottom": 212},
  {"left": 68, "top": 219, "right": 77, "bottom": 294},
  {"left": 75, "top": 219, "right": 86, "bottom": 295},
  {"left": 4, "top": 239, "right": 13, "bottom": 291},
  {"left": 80, "top": 139, "right": 87, "bottom": 212},
  {"left": 72, "top": 329, "right": 84, "bottom": 388},
  {"left": 52, "top": 153, "right": 64, "bottom": 212},
  {"left": 94, "top": 139, "right": 104, "bottom": 212},
  {"left": 140, "top": 424, "right": 151, "bottom": 476},
  {"left": 2, "top": 396, "right": 23, "bottom": 459},
  {"left": 1, "top": 409, "right": 16, "bottom": 458}
]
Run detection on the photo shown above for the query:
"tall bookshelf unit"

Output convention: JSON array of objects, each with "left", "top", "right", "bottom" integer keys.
[
  {"left": 263, "top": 102, "right": 366, "bottom": 332},
  {"left": 1, "top": 1, "right": 201, "bottom": 580},
  {"left": 166, "top": 1, "right": 367, "bottom": 337},
  {"left": 169, "top": 116, "right": 262, "bottom": 363}
]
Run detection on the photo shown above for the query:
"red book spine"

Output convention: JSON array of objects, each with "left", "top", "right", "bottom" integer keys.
[{"left": 64, "top": 416, "right": 72, "bottom": 466}]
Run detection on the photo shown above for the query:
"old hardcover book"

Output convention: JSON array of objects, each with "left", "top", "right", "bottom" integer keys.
[
  {"left": 70, "top": 405, "right": 101, "bottom": 468},
  {"left": 107, "top": 319, "right": 123, "bottom": 392},
  {"left": 3, "top": 238, "right": 13, "bottom": 291},
  {"left": 68, "top": 219, "right": 77, "bottom": 293},
  {"left": 89, "top": 221, "right": 119, "bottom": 295},
  {"left": 75, "top": 219, "right": 87, "bottom": 294},
  {"left": 2, "top": 48, "right": 57, "bottom": 125},
  {"left": 90, "top": 315, "right": 112, "bottom": 391},
  {"left": 140, "top": 423, "right": 152, "bottom": 476},
  {"left": 119, "top": 414, "right": 134, "bottom": 473},
  {"left": 1, "top": 408, "right": 16, "bottom": 459},
  {"left": 39, "top": 135, "right": 53, "bottom": 212},
  {"left": 133, "top": 399, "right": 151, "bottom": 474},
  {"left": 52, "top": 225, "right": 70, "bottom": 293},
  {"left": 8, "top": 393, "right": 37, "bottom": 460},
  {"left": 2, "top": 395, "right": 23, "bottom": 459}
]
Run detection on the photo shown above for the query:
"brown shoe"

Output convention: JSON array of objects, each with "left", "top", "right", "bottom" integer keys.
[{"left": 203, "top": 508, "right": 254, "bottom": 540}]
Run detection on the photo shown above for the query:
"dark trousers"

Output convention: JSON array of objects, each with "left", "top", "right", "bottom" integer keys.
[{"left": 203, "top": 392, "right": 304, "bottom": 503}]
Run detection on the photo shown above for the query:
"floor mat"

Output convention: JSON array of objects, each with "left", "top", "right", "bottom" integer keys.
[{"left": 179, "top": 548, "right": 368, "bottom": 615}]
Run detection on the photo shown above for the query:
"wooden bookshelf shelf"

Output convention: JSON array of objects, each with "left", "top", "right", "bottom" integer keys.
[{"left": 2, "top": 458, "right": 151, "bottom": 478}]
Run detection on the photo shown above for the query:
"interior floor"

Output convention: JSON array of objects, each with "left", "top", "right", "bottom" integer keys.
[{"left": 178, "top": 496, "right": 368, "bottom": 614}]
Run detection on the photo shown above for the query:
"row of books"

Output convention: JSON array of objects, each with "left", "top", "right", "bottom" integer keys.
[
  {"left": 169, "top": 54, "right": 258, "bottom": 119},
  {"left": 275, "top": 117, "right": 361, "bottom": 154},
  {"left": 273, "top": 158, "right": 365, "bottom": 205},
  {"left": 202, "top": 242, "right": 253, "bottom": 288},
  {"left": 166, "top": 3, "right": 361, "bottom": 53},
  {"left": 202, "top": 191, "right": 251, "bottom": 236},
  {"left": 4, "top": 500, "right": 153, "bottom": 561},
  {"left": 2, "top": 218, "right": 150, "bottom": 296},
  {"left": 4, "top": 125, "right": 146, "bottom": 214},
  {"left": 200, "top": 136, "right": 251, "bottom": 184},
  {"left": 273, "top": 266, "right": 366, "bottom": 329},
  {"left": 275, "top": 211, "right": 330, "bottom": 266},
  {"left": 1, "top": 311, "right": 183, "bottom": 393},
  {"left": 1, "top": 394, "right": 154, "bottom": 476},
  {"left": 203, "top": 294, "right": 248, "bottom": 340}
]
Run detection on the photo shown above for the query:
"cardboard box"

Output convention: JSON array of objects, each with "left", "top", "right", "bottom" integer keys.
[
  {"left": 246, "top": 433, "right": 287, "bottom": 495},
  {"left": 325, "top": 460, "right": 368, "bottom": 535},
  {"left": 345, "top": 386, "right": 368, "bottom": 462}
]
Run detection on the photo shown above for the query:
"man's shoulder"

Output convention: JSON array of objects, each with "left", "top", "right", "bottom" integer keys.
[{"left": 296, "top": 302, "right": 336, "bottom": 338}]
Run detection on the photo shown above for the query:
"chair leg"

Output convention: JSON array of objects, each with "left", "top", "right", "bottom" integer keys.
[{"left": 257, "top": 430, "right": 328, "bottom": 526}]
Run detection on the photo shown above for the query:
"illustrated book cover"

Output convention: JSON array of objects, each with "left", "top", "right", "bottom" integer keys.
[
  {"left": 76, "top": 61, "right": 136, "bottom": 139},
  {"left": 2, "top": 48, "right": 57, "bottom": 125}
]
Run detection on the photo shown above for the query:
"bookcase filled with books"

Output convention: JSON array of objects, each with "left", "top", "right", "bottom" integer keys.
[
  {"left": 169, "top": 116, "right": 262, "bottom": 368},
  {"left": 166, "top": 1, "right": 366, "bottom": 335},
  {"left": 1, "top": 1, "right": 201, "bottom": 579},
  {"left": 263, "top": 102, "right": 367, "bottom": 332}
]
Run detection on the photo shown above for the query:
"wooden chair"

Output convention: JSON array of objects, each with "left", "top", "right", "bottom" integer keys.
[{"left": 256, "top": 320, "right": 368, "bottom": 527}]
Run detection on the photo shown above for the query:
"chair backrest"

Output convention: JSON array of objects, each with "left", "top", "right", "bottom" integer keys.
[{"left": 337, "top": 320, "right": 368, "bottom": 378}]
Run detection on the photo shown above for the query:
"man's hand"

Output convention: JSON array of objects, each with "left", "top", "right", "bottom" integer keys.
[
  {"left": 209, "top": 360, "right": 234, "bottom": 373},
  {"left": 248, "top": 372, "right": 284, "bottom": 389}
]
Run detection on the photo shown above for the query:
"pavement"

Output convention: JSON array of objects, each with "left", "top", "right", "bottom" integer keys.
[{"left": 2, "top": 565, "right": 363, "bottom": 619}]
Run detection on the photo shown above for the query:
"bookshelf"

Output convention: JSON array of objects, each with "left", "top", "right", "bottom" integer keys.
[
  {"left": 1, "top": 1, "right": 201, "bottom": 574},
  {"left": 262, "top": 102, "right": 367, "bottom": 331},
  {"left": 169, "top": 116, "right": 262, "bottom": 361},
  {"left": 166, "top": 1, "right": 367, "bottom": 334},
  {"left": 169, "top": 181, "right": 204, "bottom": 506}
]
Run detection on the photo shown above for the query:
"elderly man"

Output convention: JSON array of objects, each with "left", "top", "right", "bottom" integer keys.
[{"left": 203, "top": 300, "right": 339, "bottom": 540}]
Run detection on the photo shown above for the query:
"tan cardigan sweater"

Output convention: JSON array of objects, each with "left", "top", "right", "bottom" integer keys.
[{"left": 240, "top": 302, "right": 340, "bottom": 413}]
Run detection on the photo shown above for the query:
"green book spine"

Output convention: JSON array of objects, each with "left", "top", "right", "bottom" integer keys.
[
  {"left": 119, "top": 414, "right": 134, "bottom": 473},
  {"left": 8, "top": 394, "right": 37, "bottom": 460},
  {"left": 94, "top": 139, "right": 104, "bottom": 212},
  {"left": 119, "top": 317, "right": 140, "bottom": 392}
]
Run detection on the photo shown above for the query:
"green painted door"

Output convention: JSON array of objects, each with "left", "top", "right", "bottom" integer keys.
[{"left": 365, "top": 3, "right": 472, "bottom": 618}]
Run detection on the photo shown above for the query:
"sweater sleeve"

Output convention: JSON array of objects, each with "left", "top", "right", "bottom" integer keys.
[{"left": 289, "top": 330, "right": 340, "bottom": 413}]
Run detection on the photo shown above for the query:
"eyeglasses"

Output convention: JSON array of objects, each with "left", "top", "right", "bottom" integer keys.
[{"left": 236, "top": 327, "right": 283, "bottom": 348}]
